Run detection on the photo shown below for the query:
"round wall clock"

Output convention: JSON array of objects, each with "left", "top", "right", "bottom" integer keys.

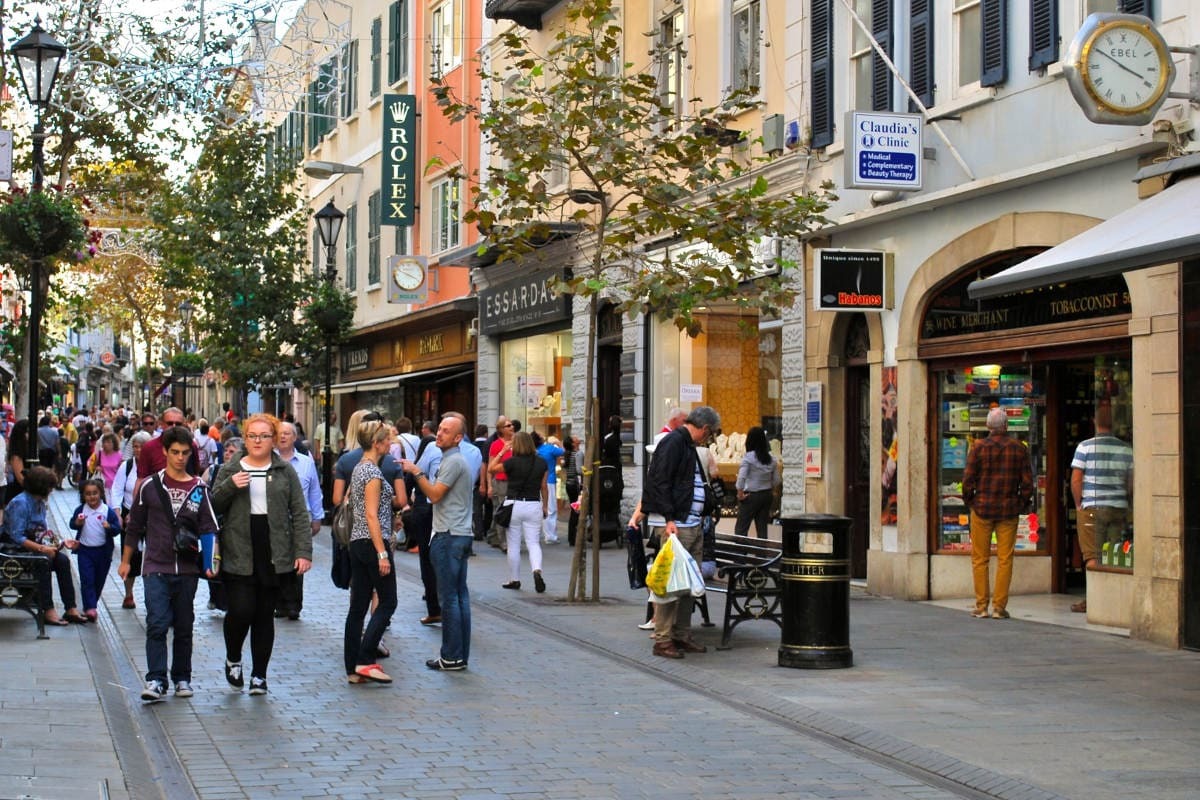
[
  {"left": 391, "top": 257, "right": 425, "bottom": 290},
  {"left": 1065, "top": 13, "right": 1175, "bottom": 126}
]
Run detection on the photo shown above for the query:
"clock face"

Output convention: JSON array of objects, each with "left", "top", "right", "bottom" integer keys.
[
  {"left": 1081, "top": 20, "right": 1169, "bottom": 114},
  {"left": 391, "top": 258, "right": 424, "bottom": 290}
]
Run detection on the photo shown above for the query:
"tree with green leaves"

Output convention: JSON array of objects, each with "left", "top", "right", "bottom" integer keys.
[
  {"left": 150, "top": 120, "right": 347, "bottom": 404},
  {"left": 433, "top": 0, "right": 831, "bottom": 600}
]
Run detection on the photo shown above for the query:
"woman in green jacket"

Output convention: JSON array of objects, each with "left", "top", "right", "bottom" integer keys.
[{"left": 210, "top": 414, "right": 312, "bottom": 696}]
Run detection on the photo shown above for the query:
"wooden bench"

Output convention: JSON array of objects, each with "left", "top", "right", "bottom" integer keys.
[
  {"left": 0, "top": 551, "right": 49, "bottom": 639},
  {"left": 645, "top": 531, "right": 783, "bottom": 650}
]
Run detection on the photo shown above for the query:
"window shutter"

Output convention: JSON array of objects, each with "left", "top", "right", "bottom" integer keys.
[
  {"left": 871, "top": 0, "right": 893, "bottom": 110},
  {"left": 1118, "top": 0, "right": 1152, "bottom": 18},
  {"left": 909, "top": 0, "right": 934, "bottom": 110},
  {"left": 1028, "top": 0, "right": 1058, "bottom": 72},
  {"left": 371, "top": 18, "right": 382, "bottom": 97},
  {"left": 388, "top": 1, "right": 401, "bottom": 84},
  {"left": 307, "top": 80, "right": 319, "bottom": 149},
  {"left": 810, "top": 0, "right": 835, "bottom": 149},
  {"left": 980, "top": 0, "right": 1007, "bottom": 87}
]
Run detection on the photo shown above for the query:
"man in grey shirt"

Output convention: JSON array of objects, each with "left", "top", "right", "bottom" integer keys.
[{"left": 401, "top": 415, "right": 474, "bottom": 671}]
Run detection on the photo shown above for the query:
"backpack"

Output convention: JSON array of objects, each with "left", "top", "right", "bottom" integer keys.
[{"left": 195, "top": 437, "right": 212, "bottom": 474}]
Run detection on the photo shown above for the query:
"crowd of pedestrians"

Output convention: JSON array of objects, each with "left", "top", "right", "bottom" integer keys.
[{"left": 0, "top": 398, "right": 750, "bottom": 694}]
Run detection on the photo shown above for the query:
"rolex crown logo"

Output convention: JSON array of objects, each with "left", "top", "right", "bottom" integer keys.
[{"left": 390, "top": 100, "right": 412, "bottom": 123}]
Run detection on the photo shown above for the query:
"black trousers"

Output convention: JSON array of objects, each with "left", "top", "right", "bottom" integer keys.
[
  {"left": 223, "top": 575, "right": 281, "bottom": 680},
  {"left": 343, "top": 539, "right": 397, "bottom": 675},
  {"left": 409, "top": 502, "right": 439, "bottom": 616}
]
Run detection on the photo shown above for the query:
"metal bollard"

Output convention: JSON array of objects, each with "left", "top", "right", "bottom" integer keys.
[{"left": 778, "top": 514, "right": 853, "bottom": 669}]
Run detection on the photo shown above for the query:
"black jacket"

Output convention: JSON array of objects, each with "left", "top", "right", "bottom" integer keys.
[{"left": 640, "top": 426, "right": 699, "bottom": 522}]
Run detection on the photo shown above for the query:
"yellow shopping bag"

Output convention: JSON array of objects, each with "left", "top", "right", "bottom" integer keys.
[{"left": 645, "top": 535, "right": 676, "bottom": 597}]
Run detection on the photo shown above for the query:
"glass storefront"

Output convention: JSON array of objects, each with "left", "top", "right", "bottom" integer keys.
[
  {"left": 649, "top": 306, "right": 782, "bottom": 487},
  {"left": 932, "top": 355, "right": 1134, "bottom": 573},
  {"left": 500, "top": 330, "right": 573, "bottom": 438}
]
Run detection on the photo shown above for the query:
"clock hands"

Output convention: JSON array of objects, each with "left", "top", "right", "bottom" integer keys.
[{"left": 1093, "top": 46, "right": 1148, "bottom": 82}]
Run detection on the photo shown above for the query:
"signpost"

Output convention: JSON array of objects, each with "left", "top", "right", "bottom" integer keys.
[
  {"left": 813, "top": 249, "right": 894, "bottom": 311},
  {"left": 843, "top": 111, "right": 923, "bottom": 192}
]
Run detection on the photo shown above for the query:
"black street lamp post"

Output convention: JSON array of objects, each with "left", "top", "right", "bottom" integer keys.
[
  {"left": 179, "top": 300, "right": 194, "bottom": 413},
  {"left": 314, "top": 200, "right": 345, "bottom": 511},
  {"left": 9, "top": 18, "right": 66, "bottom": 462}
]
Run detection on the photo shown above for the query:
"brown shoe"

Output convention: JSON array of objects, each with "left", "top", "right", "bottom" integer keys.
[
  {"left": 1070, "top": 600, "right": 1087, "bottom": 613},
  {"left": 672, "top": 638, "right": 707, "bottom": 654},
  {"left": 652, "top": 641, "right": 684, "bottom": 659}
]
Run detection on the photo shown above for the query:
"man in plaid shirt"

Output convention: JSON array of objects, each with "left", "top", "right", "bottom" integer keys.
[{"left": 962, "top": 407, "right": 1034, "bottom": 620}]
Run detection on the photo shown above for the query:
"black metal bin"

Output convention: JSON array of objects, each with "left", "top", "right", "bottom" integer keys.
[{"left": 778, "top": 514, "right": 853, "bottom": 669}]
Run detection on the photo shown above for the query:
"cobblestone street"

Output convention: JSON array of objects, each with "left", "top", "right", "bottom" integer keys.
[{"left": 1, "top": 487, "right": 1198, "bottom": 799}]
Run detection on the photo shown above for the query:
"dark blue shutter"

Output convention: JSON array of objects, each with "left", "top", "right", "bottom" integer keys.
[
  {"left": 980, "top": 0, "right": 1007, "bottom": 87},
  {"left": 872, "top": 0, "right": 893, "bottom": 110},
  {"left": 1118, "top": 0, "right": 1152, "bottom": 18},
  {"left": 909, "top": 0, "right": 934, "bottom": 110},
  {"left": 1028, "top": 0, "right": 1059, "bottom": 72},
  {"left": 811, "top": 0, "right": 834, "bottom": 148}
]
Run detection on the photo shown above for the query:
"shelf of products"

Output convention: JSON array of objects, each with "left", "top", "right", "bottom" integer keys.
[{"left": 936, "top": 365, "right": 1047, "bottom": 553}]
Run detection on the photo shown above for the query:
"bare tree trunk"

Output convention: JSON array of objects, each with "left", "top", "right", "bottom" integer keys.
[{"left": 567, "top": 292, "right": 601, "bottom": 601}]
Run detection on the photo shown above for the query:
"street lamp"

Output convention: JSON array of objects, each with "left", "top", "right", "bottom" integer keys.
[
  {"left": 314, "top": 200, "right": 345, "bottom": 510},
  {"left": 178, "top": 300, "right": 195, "bottom": 413},
  {"left": 9, "top": 18, "right": 66, "bottom": 462}
]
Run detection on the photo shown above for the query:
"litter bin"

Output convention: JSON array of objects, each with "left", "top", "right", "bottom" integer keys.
[{"left": 778, "top": 514, "right": 853, "bottom": 669}]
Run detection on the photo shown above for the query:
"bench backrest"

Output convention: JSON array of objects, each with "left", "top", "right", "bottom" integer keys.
[{"left": 712, "top": 533, "right": 782, "bottom": 568}]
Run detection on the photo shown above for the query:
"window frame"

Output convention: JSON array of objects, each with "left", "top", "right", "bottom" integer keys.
[
  {"left": 430, "top": 0, "right": 463, "bottom": 80},
  {"left": 431, "top": 177, "right": 460, "bottom": 254},
  {"left": 388, "top": 0, "right": 409, "bottom": 86},
  {"left": 340, "top": 40, "right": 359, "bottom": 119},
  {"left": 730, "top": 0, "right": 762, "bottom": 96},
  {"left": 657, "top": 8, "right": 686, "bottom": 126},
  {"left": 953, "top": 0, "right": 983, "bottom": 92}
]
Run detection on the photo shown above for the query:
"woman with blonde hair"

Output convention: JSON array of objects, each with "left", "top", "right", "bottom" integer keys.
[
  {"left": 210, "top": 414, "right": 312, "bottom": 696},
  {"left": 490, "top": 431, "right": 549, "bottom": 593},
  {"left": 343, "top": 419, "right": 399, "bottom": 684}
]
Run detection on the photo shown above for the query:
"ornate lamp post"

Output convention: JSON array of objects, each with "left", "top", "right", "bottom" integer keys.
[
  {"left": 178, "top": 300, "right": 194, "bottom": 413},
  {"left": 9, "top": 18, "right": 66, "bottom": 462},
  {"left": 313, "top": 200, "right": 345, "bottom": 511}
]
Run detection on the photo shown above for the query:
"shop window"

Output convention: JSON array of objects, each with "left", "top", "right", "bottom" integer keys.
[
  {"left": 500, "top": 331, "right": 573, "bottom": 439},
  {"left": 935, "top": 363, "right": 1047, "bottom": 553},
  {"left": 649, "top": 307, "right": 782, "bottom": 490}
]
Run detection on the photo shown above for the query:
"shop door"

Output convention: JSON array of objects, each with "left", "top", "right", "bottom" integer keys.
[
  {"left": 597, "top": 344, "right": 621, "bottom": 425},
  {"left": 845, "top": 365, "right": 871, "bottom": 578}
]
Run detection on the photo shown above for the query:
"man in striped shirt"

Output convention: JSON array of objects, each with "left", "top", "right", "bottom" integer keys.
[
  {"left": 1070, "top": 404, "right": 1133, "bottom": 612},
  {"left": 963, "top": 407, "right": 1034, "bottom": 620}
]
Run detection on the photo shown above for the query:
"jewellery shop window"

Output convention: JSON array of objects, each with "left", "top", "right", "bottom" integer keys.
[
  {"left": 500, "top": 331, "right": 573, "bottom": 439},
  {"left": 649, "top": 308, "right": 782, "bottom": 486},
  {"left": 935, "top": 364, "right": 1047, "bottom": 553}
]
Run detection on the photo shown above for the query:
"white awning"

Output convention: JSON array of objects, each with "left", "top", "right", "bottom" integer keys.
[
  {"left": 327, "top": 365, "right": 473, "bottom": 396},
  {"left": 968, "top": 174, "right": 1200, "bottom": 299},
  {"left": 329, "top": 375, "right": 402, "bottom": 396}
]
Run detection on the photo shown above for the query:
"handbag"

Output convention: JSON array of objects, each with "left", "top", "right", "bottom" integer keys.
[
  {"left": 332, "top": 500, "right": 354, "bottom": 547},
  {"left": 150, "top": 474, "right": 201, "bottom": 563},
  {"left": 329, "top": 532, "right": 351, "bottom": 590},
  {"left": 494, "top": 500, "right": 514, "bottom": 528},
  {"left": 625, "top": 524, "right": 648, "bottom": 590}
]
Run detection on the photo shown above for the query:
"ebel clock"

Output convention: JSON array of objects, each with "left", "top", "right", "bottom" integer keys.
[{"left": 1065, "top": 13, "right": 1176, "bottom": 126}]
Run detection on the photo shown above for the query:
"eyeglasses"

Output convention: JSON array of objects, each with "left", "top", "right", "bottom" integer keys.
[{"left": 245, "top": 433, "right": 274, "bottom": 442}]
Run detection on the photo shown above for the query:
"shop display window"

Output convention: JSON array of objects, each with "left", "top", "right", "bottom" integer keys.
[
  {"left": 500, "top": 331, "right": 573, "bottom": 438},
  {"left": 650, "top": 309, "right": 782, "bottom": 487},
  {"left": 935, "top": 364, "right": 1047, "bottom": 553}
]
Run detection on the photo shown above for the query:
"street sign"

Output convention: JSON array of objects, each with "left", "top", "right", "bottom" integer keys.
[
  {"left": 844, "top": 111, "right": 923, "bottom": 191},
  {"left": 99, "top": 351, "right": 114, "bottom": 366}
]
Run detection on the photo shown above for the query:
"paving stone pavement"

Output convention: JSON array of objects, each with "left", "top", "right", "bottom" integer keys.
[{"left": 1, "top": 487, "right": 1197, "bottom": 799}]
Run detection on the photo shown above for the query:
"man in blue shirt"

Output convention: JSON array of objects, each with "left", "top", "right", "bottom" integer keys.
[
  {"left": 534, "top": 433, "right": 565, "bottom": 544},
  {"left": 275, "top": 421, "right": 324, "bottom": 620}
]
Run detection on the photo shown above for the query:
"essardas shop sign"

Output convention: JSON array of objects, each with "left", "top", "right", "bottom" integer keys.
[{"left": 381, "top": 94, "right": 416, "bottom": 227}]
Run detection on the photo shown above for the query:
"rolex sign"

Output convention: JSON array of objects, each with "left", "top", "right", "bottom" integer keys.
[{"left": 382, "top": 94, "right": 416, "bottom": 227}]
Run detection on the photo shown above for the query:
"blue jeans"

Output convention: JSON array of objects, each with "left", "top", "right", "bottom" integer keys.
[
  {"left": 429, "top": 533, "right": 472, "bottom": 664},
  {"left": 142, "top": 573, "right": 198, "bottom": 685}
]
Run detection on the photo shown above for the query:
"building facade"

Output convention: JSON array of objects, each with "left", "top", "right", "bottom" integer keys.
[{"left": 795, "top": 0, "right": 1198, "bottom": 647}]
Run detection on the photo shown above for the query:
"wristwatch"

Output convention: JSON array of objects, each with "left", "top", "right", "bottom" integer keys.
[{"left": 415, "top": 471, "right": 427, "bottom": 480}]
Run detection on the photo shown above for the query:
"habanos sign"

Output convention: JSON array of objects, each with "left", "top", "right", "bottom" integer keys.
[
  {"left": 844, "top": 111, "right": 923, "bottom": 191},
  {"left": 813, "top": 249, "right": 894, "bottom": 312}
]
